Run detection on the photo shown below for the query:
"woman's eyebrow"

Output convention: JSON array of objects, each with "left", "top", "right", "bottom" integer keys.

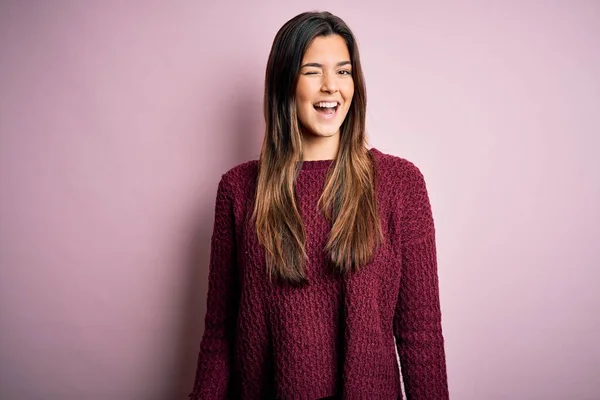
[{"left": 300, "top": 61, "right": 351, "bottom": 68}]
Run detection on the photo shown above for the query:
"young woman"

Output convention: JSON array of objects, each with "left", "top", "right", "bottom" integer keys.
[{"left": 189, "top": 11, "right": 449, "bottom": 400}]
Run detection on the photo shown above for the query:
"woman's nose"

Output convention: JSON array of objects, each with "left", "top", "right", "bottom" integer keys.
[{"left": 320, "top": 73, "right": 339, "bottom": 93}]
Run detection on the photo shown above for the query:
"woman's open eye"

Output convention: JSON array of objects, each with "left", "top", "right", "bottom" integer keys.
[{"left": 338, "top": 70, "right": 352, "bottom": 75}]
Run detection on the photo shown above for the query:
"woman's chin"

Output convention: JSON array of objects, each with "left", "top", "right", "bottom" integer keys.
[{"left": 304, "top": 127, "right": 341, "bottom": 139}]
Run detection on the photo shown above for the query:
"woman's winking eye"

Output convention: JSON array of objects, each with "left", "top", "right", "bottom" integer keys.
[{"left": 301, "top": 69, "right": 352, "bottom": 76}]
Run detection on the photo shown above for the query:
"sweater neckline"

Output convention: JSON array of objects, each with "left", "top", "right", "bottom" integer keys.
[
  {"left": 299, "top": 159, "right": 334, "bottom": 171},
  {"left": 297, "top": 148, "right": 379, "bottom": 171}
]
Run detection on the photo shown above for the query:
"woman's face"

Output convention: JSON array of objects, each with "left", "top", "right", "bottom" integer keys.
[{"left": 295, "top": 34, "right": 354, "bottom": 140}]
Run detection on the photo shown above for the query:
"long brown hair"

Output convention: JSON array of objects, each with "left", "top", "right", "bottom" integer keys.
[{"left": 252, "top": 11, "right": 382, "bottom": 286}]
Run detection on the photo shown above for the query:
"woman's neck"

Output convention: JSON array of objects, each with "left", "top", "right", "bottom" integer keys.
[{"left": 301, "top": 132, "right": 340, "bottom": 161}]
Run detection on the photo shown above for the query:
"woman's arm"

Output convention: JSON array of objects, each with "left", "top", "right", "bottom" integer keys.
[
  {"left": 189, "top": 176, "right": 239, "bottom": 399},
  {"left": 393, "top": 164, "right": 449, "bottom": 400}
]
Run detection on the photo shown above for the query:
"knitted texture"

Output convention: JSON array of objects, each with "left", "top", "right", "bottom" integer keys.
[{"left": 189, "top": 148, "right": 449, "bottom": 400}]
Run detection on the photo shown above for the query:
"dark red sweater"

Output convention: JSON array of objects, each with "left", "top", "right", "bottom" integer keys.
[{"left": 189, "top": 148, "right": 449, "bottom": 399}]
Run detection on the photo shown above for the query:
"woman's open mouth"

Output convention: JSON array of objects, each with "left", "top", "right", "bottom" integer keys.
[{"left": 313, "top": 101, "right": 339, "bottom": 118}]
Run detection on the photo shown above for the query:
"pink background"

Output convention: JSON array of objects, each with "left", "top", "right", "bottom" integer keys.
[{"left": 1, "top": 1, "right": 599, "bottom": 399}]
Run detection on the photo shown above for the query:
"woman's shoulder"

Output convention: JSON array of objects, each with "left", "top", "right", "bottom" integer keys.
[
  {"left": 222, "top": 158, "right": 259, "bottom": 180},
  {"left": 369, "top": 147, "right": 427, "bottom": 186},
  {"left": 217, "top": 158, "right": 259, "bottom": 196}
]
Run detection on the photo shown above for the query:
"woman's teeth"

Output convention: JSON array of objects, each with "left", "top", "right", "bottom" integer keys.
[
  {"left": 314, "top": 101, "right": 338, "bottom": 108},
  {"left": 314, "top": 101, "right": 338, "bottom": 115}
]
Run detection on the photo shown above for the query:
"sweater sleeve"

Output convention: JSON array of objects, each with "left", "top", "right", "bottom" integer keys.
[
  {"left": 189, "top": 176, "right": 239, "bottom": 399},
  {"left": 392, "top": 164, "right": 449, "bottom": 400}
]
